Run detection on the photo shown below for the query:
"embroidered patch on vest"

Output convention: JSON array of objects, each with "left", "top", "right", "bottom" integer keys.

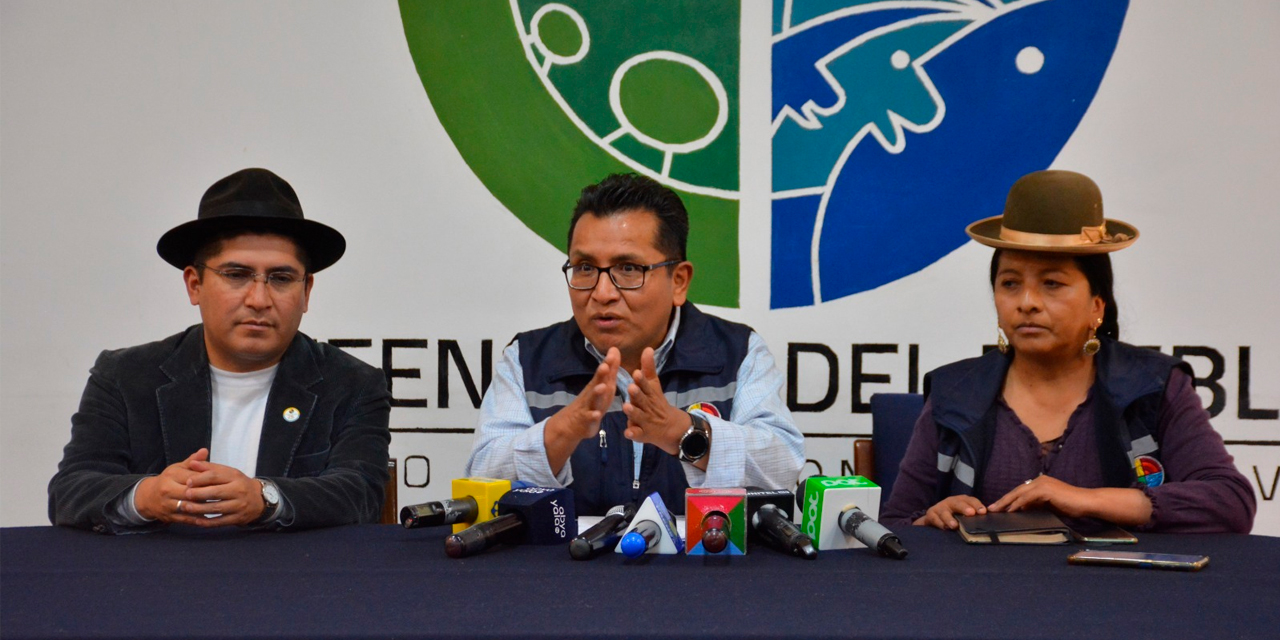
[
  {"left": 686, "top": 402, "right": 721, "bottom": 419},
  {"left": 1133, "top": 455, "right": 1164, "bottom": 488}
]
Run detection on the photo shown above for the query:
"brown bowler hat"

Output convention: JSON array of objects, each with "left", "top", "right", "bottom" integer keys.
[
  {"left": 966, "top": 170, "right": 1138, "bottom": 254},
  {"left": 156, "top": 168, "right": 346, "bottom": 271}
]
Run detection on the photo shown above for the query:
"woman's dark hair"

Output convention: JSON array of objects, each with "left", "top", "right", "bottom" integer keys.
[
  {"left": 568, "top": 173, "right": 689, "bottom": 261},
  {"left": 989, "top": 249, "right": 1119, "bottom": 340}
]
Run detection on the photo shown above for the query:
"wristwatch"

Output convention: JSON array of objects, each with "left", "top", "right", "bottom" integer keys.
[
  {"left": 257, "top": 479, "right": 281, "bottom": 519},
  {"left": 679, "top": 414, "right": 711, "bottom": 463}
]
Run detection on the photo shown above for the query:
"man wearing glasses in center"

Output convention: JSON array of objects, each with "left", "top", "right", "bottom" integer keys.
[{"left": 467, "top": 174, "right": 804, "bottom": 516}]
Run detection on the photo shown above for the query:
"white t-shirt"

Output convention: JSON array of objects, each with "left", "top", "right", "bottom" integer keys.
[{"left": 208, "top": 364, "right": 279, "bottom": 477}]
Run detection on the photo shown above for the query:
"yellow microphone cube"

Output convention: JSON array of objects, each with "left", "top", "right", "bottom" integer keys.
[{"left": 451, "top": 477, "right": 513, "bottom": 533}]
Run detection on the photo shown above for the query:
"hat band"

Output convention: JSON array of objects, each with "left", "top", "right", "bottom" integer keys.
[{"left": 999, "top": 223, "right": 1126, "bottom": 247}]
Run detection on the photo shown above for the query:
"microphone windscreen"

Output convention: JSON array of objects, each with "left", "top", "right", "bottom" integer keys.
[{"left": 496, "top": 486, "right": 577, "bottom": 545}]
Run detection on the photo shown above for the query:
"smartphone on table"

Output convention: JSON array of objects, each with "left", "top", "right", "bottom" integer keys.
[{"left": 1067, "top": 550, "right": 1208, "bottom": 571}]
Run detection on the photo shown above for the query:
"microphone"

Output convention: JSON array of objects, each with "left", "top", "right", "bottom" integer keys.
[
  {"left": 570, "top": 502, "right": 637, "bottom": 560},
  {"left": 445, "top": 513, "right": 523, "bottom": 558},
  {"left": 797, "top": 475, "right": 903, "bottom": 556},
  {"left": 700, "top": 512, "right": 729, "bottom": 553},
  {"left": 401, "top": 496, "right": 477, "bottom": 529},
  {"left": 619, "top": 519, "right": 663, "bottom": 558},
  {"left": 444, "top": 486, "right": 576, "bottom": 558},
  {"left": 685, "top": 488, "right": 746, "bottom": 555},
  {"left": 838, "top": 505, "right": 908, "bottom": 559},
  {"left": 446, "top": 477, "right": 528, "bottom": 534},
  {"left": 746, "top": 487, "right": 815, "bottom": 559},
  {"left": 615, "top": 492, "right": 683, "bottom": 556}
]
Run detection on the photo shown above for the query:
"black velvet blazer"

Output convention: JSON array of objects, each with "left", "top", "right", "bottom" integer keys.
[{"left": 48, "top": 325, "right": 391, "bottom": 533}]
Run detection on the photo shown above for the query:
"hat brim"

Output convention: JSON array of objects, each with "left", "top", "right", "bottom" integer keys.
[
  {"left": 965, "top": 215, "right": 1139, "bottom": 254},
  {"left": 157, "top": 215, "right": 346, "bottom": 272}
]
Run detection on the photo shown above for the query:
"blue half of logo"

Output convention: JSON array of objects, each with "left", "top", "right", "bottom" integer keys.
[{"left": 770, "top": 0, "right": 1129, "bottom": 308}]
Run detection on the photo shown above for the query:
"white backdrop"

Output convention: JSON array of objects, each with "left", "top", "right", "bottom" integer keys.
[{"left": 2, "top": 1, "right": 1276, "bottom": 534}]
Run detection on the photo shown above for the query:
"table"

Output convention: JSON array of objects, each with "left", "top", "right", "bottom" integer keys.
[{"left": 3, "top": 524, "right": 1277, "bottom": 639}]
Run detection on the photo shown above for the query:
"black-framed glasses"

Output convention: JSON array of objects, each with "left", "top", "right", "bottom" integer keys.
[
  {"left": 562, "top": 260, "right": 681, "bottom": 290},
  {"left": 197, "top": 264, "right": 307, "bottom": 292}
]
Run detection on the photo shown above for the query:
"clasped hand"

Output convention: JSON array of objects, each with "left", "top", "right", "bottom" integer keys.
[{"left": 134, "top": 447, "right": 266, "bottom": 527}]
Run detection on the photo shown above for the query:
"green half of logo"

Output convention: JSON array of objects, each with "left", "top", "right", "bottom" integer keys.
[{"left": 401, "top": 0, "right": 741, "bottom": 307}]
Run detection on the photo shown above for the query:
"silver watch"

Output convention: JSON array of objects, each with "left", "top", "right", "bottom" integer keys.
[
  {"left": 679, "top": 414, "right": 711, "bottom": 463},
  {"left": 258, "top": 479, "right": 281, "bottom": 516}
]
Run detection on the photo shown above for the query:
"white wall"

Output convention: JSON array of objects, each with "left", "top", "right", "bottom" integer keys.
[{"left": 2, "top": 1, "right": 1276, "bottom": 533}]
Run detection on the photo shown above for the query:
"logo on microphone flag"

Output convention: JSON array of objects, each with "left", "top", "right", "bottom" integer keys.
[
  {"left": 451, "top": 477, "right": 514, "bottom": 534},
  {"left": 800, "top": 475, "right": 880, "bottom": 550},
  {"left": 617, "top": 492, "right": 685, "bottom": 555},
  {"left": 686, "top": 488, "right": 747, "bottom": 555}
]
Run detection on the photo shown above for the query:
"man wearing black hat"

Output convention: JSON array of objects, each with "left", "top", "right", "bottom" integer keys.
[{"left": 48, "top": 168, "right": 391, "bottom": 533}]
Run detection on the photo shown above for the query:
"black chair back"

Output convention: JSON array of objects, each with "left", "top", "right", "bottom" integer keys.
[{"left": 869, "top": 393, "right": 924, "bottom": 507}]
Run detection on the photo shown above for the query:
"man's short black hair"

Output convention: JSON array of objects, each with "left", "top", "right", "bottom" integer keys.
[
  {"left": 191, "top": 228, "right": 313, "bottom": 274},
  {"left": 568, "top": 174, "right": 689, "bottom": 261}
]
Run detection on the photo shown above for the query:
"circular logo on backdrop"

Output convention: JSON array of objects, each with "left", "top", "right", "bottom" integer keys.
[
  {"left": 1133, "top": 455, "right": 1165, "bottom": 488},
  {"left": 401, "top": 0, "right": 1128, "bottom": 309}
]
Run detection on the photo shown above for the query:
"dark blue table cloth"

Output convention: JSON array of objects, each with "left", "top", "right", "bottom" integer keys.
[{"left": 3, "top": 524, "right": 1277, "bottom": 639}]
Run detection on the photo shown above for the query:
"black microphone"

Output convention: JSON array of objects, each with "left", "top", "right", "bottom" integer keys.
[
  {"left": 569, "top": 503, "right": 637, "bottom": 560},
  {"left": 401, "top": 496, "right": 478, "bottom": 529},
  {"left": 444, "top": 487, "right": 576, "bottom": 558},
  {"left": 445, "top": 513, "right": 524, "bottom": 558},
  {"left": 754, "top": 504, "right": 817, "bottom": 559},
  {"left": 838, "top": 505, "right": 908, "bottom": 559},
  {"left": 747, "top": 487, "right": 815, "bottom": 559}
]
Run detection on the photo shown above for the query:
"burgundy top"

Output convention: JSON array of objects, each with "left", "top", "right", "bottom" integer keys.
[{"left": 880, "top": 369, "right": 1256, "bottom": 533}]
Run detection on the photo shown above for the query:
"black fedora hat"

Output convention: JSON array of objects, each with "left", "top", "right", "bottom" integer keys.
[
  {"left": 966, "top": 170, "right": 1138, "bottom": 254},
  {"left": 156, "top": 168, "right": 346, "bottom": 271}
]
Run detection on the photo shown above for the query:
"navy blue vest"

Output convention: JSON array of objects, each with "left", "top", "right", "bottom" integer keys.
[
  {"left": 924, "top": 338, "right": 1189, "bottom": 500},
  {"left": 516, "top": 304, "right": 753, "bottom": 516}
]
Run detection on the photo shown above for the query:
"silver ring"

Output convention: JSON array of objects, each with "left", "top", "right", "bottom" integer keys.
[
  {"left": 1022, "top": 479, "right": 1034, "bottom": 485},
  {"left": 176, "top": 499, "right": 184, "bottom": 512}
]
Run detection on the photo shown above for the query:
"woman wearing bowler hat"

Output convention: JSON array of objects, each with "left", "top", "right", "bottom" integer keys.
[{"left": 880, "top": 170, "right": 1255, "bottom": 533}]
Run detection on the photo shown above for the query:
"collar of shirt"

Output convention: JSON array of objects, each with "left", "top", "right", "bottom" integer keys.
[
  {"left": 208, "top": 363, "right": 280, "bottom": 387},
  {"left": 583, "top": 305, "right": 682, "bottom": 375}
]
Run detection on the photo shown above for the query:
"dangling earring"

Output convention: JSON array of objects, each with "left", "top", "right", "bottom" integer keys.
[
  {"left": 996, "top": 326, "right": 1009, "bottom": 354},
  {"left": 1083, "top": 318, "right": 1102, "bottom": 356}
]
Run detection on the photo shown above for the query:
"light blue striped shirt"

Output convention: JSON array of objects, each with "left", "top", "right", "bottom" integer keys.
[{"left": 466, "top": 307, "right": 805, "bottom": 490}]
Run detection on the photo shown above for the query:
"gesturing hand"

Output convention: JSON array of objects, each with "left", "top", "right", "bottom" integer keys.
[
  {"left": 544, "top": 347, "right": 620, "bottom": 474},
  {"left": 623, "top": 347, "right": 691, "bottom": 457}
]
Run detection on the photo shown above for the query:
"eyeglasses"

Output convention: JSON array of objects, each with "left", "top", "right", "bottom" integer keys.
[
  {"left": 562, "top": 260, "right": 681, "bottom": 290},
  {"left": 197, "top": 264, "right": 307, "bottom": 291}
]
